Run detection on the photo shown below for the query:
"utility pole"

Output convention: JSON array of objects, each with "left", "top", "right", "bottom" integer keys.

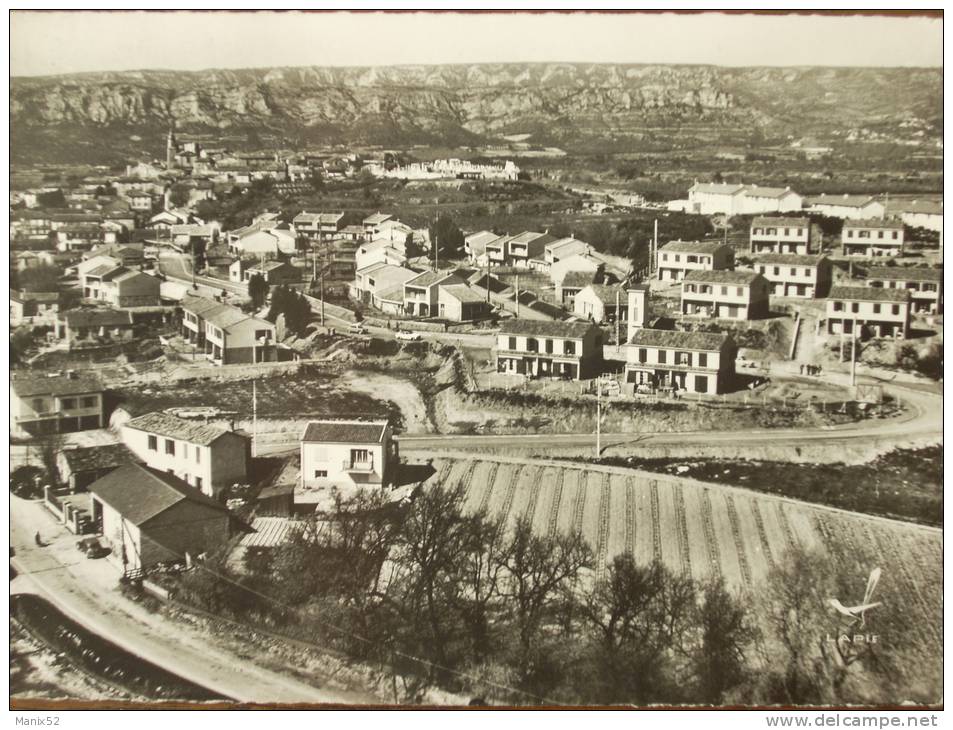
[
  {"left": 839, "top": 320, "right": 846, "bottom": 363},
  {"left": 615, "top": 288, "right": 621, "bottom": 353},
  {"left": 320, "top": 257, "right": 325, "bottom": 327},
  {"left": 252, "top": 379, "right": 258, "bottom": 458},
  {"left": 514, "top": 273, "right": 519, "bottom": 319},
  {"left": 595, "top": 377, "right": 602, "bottom": 458},
  {"left": 652, "top": 218, "right": 658, "bottom": 277},
  {"left": 850, "top": 321, "right": 857, "bottom": 386},
  {"left": 433, "top": 222, "right": 439, "bottom": 273}
]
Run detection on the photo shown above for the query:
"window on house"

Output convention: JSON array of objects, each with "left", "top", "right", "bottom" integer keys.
[
  {"left": 892, "top": 232, "right": 899, "bottom": 240},
  {"left": 508, "top": 337, "right": 516, "bottom": 350},
  {"left": 851, "top": 303, "right": 860, "bottom": 314},
  {"left": 351, "top": 449, "right": 370, "bottom": 464},
  {"left": 847, "top": 230, "right": 854, "bottom": 238},
  {"left": 564, "top": 341, "right": 576, "bottom": 355},
  {"left": 872, "top": 304, "right": 881, "bottom": 314},
  {"left": 545, "top": 339, "right": 554, "bottom": 354},
  {"left": 721, "top": 286, "right": 728, "bottom": 296},
  {"left": 833, "top": 302, "right": 843, "bottom": 312},
  {"left": 196, "top": 448, "right": 201, "bottom": 463},
  {"left": 658, "top": 349, "right": 667, "bottom": 364},
  {"left": 773, "top": 267, "right": 780, "bottom": 275},
  {"left": 662, "top": 253, "right": 668, "bottom": 262},
  {"left": 784, "top": 228, "right": 790, "bottom": 235},
  {"left": 736, "top": 287, "right": 743, "bottom": 296},
  {"left": 61, "top": 398, "right": 77, "bottom": 409},
  {"left": 759, "top": 266, "right": 766, "bottom": 274},
  {"left": 638, "top": 348, "right": 647, "bottom": 363},
  {"left": 804, "top": 269, "right": 811, "bottom": 277},
  {"left": 753, "top": 228, "right": 762, "bottom": 235},
  {"left": 314, "top": 470, "right": 328, "bottom": 478},
  {"left": 148, "top": 435, "right": 158, "bottom": 451},
  {"left": 797, "top": 228, "right": 803, "bottom": 235},
  {"left": 183, "top": 444, "right": 189, "bottom": 459},
  {"left": 81, "top": 396, "right": 97, "bottom": 408},
  {"left": 676, "top": 351, "right": 691, "bottom": 365},
  {"left": 892, "top": 305, "right": 900, "bottom": 315},
  {"left": 698, "top": 353, "right": 708, "bottom": 367},
  {"left": 790, "top": 268, "right": 797, "bottom": 276},
  {"left": 32, "top": 398, "right": 47, "bottom": 413},
  {"left": 526, "top": 338, "right": 538, "bottom": 352},
  {"left": 165, "top": 439, "right": 175, "bottom": 455}
]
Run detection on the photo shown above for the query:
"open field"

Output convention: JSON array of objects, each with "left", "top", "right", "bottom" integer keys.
[{"left": 414, "top": 455, "right": 942, "bottom": 682}]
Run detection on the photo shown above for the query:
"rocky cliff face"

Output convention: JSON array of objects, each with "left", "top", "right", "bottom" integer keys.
[{"left": 10, "top": 63, "right": 941, "bottom": 149}]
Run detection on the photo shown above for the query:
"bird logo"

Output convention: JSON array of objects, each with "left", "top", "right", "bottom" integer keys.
[{"left": 828, "top": 567, "right": 882, "bottom": 628}]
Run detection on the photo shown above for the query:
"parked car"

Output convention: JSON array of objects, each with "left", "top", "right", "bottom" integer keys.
[
  {"left": 77, "top": 537, "right": 110, "bottom": 559},
  {"left": 395, "top": 329, "right": 421, "bottom": 342},
  {"left": 347, "top": 323, "right": 368, "bottom": 335}
]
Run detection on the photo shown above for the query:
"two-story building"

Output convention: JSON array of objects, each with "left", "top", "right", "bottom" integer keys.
[
  {"left": 121, "top": 411, "right": 250, "bottom": 498},
  {"left": 464, "top": 230, "right": 503, "bottom": 264},
  {"left": 293, "top": 211, "right": 344, "bottom": 239},
  {"left": 351, "top": 262, "right": 419, "bottom": 311},
  {"left": 355, "top": 237, "right": 407, "bottom": 272},
  {"left": 749, "top": 217, "right": 812, "bottom": 254},
  {"left": 865, "top": 267, "right": 943, "bottom": 315},
  {"left": 826, "top": 285, "right": 910, "bottom": 338},
  {"left": 231, "top": 259, "right": 301, "bottom": 287},
  {"left": 10, "top": 372, "right": 105, "bottom": 437},
  {"left": 299, "top": 419, "right": 397, "bottom": 495},
  {"left": 544, "top": 237, "right": 592, "bottom": 267},
  {"left": 403, "top": 270, "right": 464, "bottom": 318},
  {"left": 202, "top": 305, "right": 277, "bottom": 365},
  {"left": 362, "top": 212, "right": 394, "bottom": 237},
  {"left": 753, "top": 254, "right": 833, "bottom": 299},
  {"left": 437, "top": 283, "right": 492, "bottom": 322},
  {"left": 657, "top": 241, "right": 734, "bottom": 282},
  {"left": 496, "top": 319, "right": 603, "bottom": 381},
  {"left": 505, "top": 231, "right": 558, "bottom": 268},
  {"left": 841, "top": 219, "right": 905, "bottom": 257},
  {"left": 686, "top": 182, "right": 802, "bottom": 215},
  {"left": 625, "top": 329, "right": 736, "bottom": 395},
  {"left": 681, "top": 270, "right": 770, "bottom": 320}
]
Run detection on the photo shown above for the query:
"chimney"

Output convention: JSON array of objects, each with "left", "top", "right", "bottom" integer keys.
[{"left": 626, "top": 286, "right": 650, "bottom": 343}]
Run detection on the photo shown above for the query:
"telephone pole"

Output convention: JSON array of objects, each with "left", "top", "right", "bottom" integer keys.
[
  {"left": 615, "top": 288, "right": 621, "bottom": 352},
  {"left": 652, "top": 218, "right": 658, "bottom": 277},
  {"left": 514, "top": 273, "right": 519, "bottom": 319},
  {"left": 595, "top": 378, "right": 602, "bottom": 458},
  {"left": 850, "top": 321, "right": 857, "bottom": 386},
  {"left": 252, "top": 379, "right": 258, "bottom": 458}
]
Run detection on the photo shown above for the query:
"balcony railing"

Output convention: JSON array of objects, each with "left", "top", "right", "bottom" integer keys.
[{"left": 343, "top": 459, "right": 375, "bottom": 472}]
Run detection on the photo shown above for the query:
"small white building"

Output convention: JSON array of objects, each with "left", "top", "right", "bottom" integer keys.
[
  {"left": 826, "top": 285, "right": 910, "bottom": 339},
  {"left": 299, "top": 419, "right": 397, "bottom": 493},
  {"left": 805, "top": 194, "right": 885, "bottom": 220},
  {"left": 841, "top": 219, "right": 905, "bottom": 257}
]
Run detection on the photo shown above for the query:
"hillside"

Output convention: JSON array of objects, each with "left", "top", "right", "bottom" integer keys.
[{"left": 11, "top": 63, "right": 942, "bottom": 163}]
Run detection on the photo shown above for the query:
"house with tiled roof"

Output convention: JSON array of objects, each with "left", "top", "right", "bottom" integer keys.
[
  {"left": 805, "top": 194, "right": 885, "bottom": 220},
  {"left": 10, "top": 371, "right": 105, "bottom": 437},
  {"left": 293, "top": 211, "right": 344, "bottom": 237},
  {"left": 437, "top": 283, "right": 492, "bottom": 321},
  {"left": 886, "top": 199, "right": 942, "bottom": 234},
  {"left": 362, "top": 212, "right": 394, "bottom": 235},
  {"left": 89, "top": 462, "right": 231, "bottom": 574},
  {"left": 657, "top": 240, "right": 734, "bottom": 282},
  {"left": 355, "top": 237, "right": 407, "bottom": 272},
  {"left": 572, "top": 284, "right": 631, "bottom": 324},
  {"left": 351, "top": 263, "right": 419, "bottom": 312},
  {"left": 464, "top": 230, "right": 503, "bottom": 264},
  {"left": 495, "top": 319, "right": 603, "bottom": 380},
  {"left": 180, "top": 296, "right": 276, "bottom": 365},
  {"left": 865, "top": 267, "right": 942, "bottom": 315},
  {"left": 841, "top": 219, "right": 905, "bottom": 258},
  {"left": 626, "top": 328, "right": 736, "bottom": 395},
  {"left": 55, "top": 308, "right": 136, "bottom": 349},
  {"left": 299, "top": 419, "right": 397, "bottom": 496},
  {"left": 686, "top": 182, "right": 802, "bottom": 215},
  {"left": 544, "top": 237, "right": 592, "bottom": 266},
  {"left": 57, "top": 442, "right": 138, "bottom": 493},
  {"left": 681, "top": 270, "right": 770, "bottom": 320},
  {"left": 230, "top": 259, "right": 301, "bottom": 287},
  {"left": 826, "top": 285, "right": 911, "bottom": 338},
  {"left": 749, "top": 217, "right": 813, "bottom": 255},
  {"left": 121, "top": 411, "right": 250, "bottom": 498},
  {"left": 403, "top": 270, "right": 465, "bottom": 318},
  {"left": 753, "top": 254, "right": 833, "bottom": 299}
]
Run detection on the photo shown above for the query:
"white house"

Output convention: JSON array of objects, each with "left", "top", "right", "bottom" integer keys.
[
  {"left": 299, "top": 419, "right": 397, "bottom": 495},
  {"left": 805, "top": 194, "right": 886, "bottom": 220}
]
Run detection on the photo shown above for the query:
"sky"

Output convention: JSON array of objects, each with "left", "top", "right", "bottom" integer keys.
[{"left": 10, "top": 10, "right": 943, "bottom": 77}]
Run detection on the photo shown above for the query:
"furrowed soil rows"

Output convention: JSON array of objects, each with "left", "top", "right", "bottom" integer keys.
[
  {"left": 572, "top": 471, "right": 592, "bottom": 536},
  {"left": 457, "top": 460, "right": 478, "bottom": 504},
  {"left": 624, "top": 478, "right": 636, "bottom": 557},
  {"left": 655, "top": 482, "right": 683, "bottom": 577},
  {"left": 632, "top": 477, "right": 657, "bottom": 566},
  {"left": 595, "top": 474, "right": 612, "bottom": 581},
  {"left": 725, "top": 494, "right": 753, "bottom": 590},
  {"left": 477, "top": 462, "right": 501, "bottom": 514},
  {"left": 544, "top": 468, "right": 565, "bottom": 538},
  {"left": 492, "top": 464, "right": 522, "bottom": 532},
  {"left": 522, "top": 466, "right": 544, "bottom": 528},
  {"left": 606, "top": 475, "right": 628, "bottom": 564},
  {"left": 649, "top": 480, "right": 663, "bottom": 565},
  {"left": 581, "top": 471, "right": 604, "bottom": 552},
  {"left": 785, "top": 506, "right": 822, "bottom": 553},
  {"left": 699, "top": 488, "right": 722, "bottom": 582},
  {"left": 443, "top": 460, "right": 472, "bottom": 493},
  {"left": 555, "top": 469, "right": 583, "bottom": 535},
  {"left": 463, "top": 461, "right": 496, "bottom": 512},
  {"left": 673, "top": 485, "right": 693, "bottom": 578},
  {"left": 735, "top": 496, "right": 774, "bottom": 582},
  {"left": 680, "top": 486, "right": 711, "bottom": 585},
  {"left": 749, "top": 499, "right": 777, "bottom": 576},
  {"left": 776, "top": 503, "right": 801, "bottom": 554}
]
